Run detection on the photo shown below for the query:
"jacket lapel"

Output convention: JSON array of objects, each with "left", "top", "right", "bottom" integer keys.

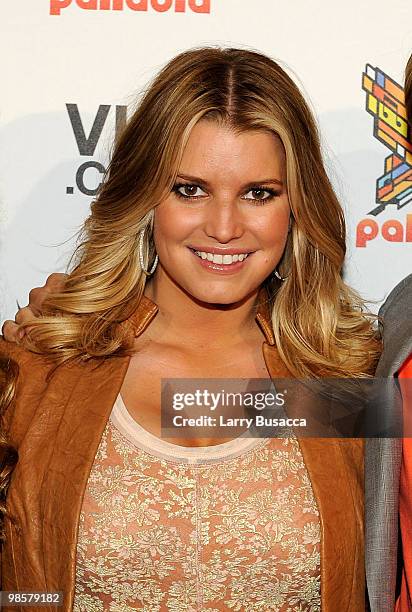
[
  {"left": 256, "top": 292, "right": 363, "bottom": 610},
  {"left": 40, "top": 298, "right": 159, "bottom": 606},
  {"left": 39, "top": 357, "right": 130, "bottom": 606}
]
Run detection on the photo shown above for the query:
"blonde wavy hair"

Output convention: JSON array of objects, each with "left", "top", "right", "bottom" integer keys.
[{"left": 22, "top": 46, "right": 381, "bottom": 378}]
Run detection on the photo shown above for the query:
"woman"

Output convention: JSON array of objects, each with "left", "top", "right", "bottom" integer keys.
[{"left": 0, "top": 47, "right": 380, "bottom": 611}]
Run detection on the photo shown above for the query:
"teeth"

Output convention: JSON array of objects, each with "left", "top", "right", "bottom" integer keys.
[{"left": 194, "top": 250, "right": 249, "bottom": 265}]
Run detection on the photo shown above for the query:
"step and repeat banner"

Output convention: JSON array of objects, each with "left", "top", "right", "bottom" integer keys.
[{"left": 1, "top": 1, "right": 411, "bottom": 320}]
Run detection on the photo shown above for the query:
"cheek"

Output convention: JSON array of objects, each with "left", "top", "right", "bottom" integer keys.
[
  {"left": 153, "top": 201, "right": 196, "bottom": 245},
  {"left": 254, "top": 202, "right": 290, "bottom": 250}
]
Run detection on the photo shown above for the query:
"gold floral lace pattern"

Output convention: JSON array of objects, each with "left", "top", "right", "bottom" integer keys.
[{"left": 73, "top": 411, "right": 321, "bottom": 611}]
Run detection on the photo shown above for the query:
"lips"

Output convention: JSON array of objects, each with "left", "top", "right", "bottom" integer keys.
[
  {"left": 188, "top": 246, "right": 255, "bottom": 256},
  {"left": 188, "top": 247, "right": 253, "bottom": 273},
  {"left": 193, "top": 250, "right": 249, "bottom": 264}
]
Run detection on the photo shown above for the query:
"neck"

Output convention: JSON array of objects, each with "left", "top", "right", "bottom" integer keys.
[{"left": 143, "top": 268, "right": 262, "bottom": 349}]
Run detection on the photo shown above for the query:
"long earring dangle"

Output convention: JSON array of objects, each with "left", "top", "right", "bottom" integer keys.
[
  {"left": 138, "top": 224, "right": 158, "bottom": 276},
  {"left": 274, "top": 219, "right": 292, "bottom": 282},
  {"left": 274, "top": 269, "right": 287, "bottom": 282}
]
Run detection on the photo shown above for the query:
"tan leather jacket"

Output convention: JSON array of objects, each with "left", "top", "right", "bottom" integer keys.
[{"left": 0, "top": 292, "right": 365, "bottom": 611}]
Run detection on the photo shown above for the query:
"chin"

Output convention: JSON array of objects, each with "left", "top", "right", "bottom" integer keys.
[{"left": 188, "top": 285, "right": 256, "bottom": 307}]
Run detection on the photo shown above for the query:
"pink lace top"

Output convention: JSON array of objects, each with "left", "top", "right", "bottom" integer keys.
[{"left": 73, "top": 395, "right": 321, "bottom": 611}]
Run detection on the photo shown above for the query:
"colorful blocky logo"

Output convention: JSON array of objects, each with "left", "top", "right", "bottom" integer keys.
[{"left": 362, "top": 65, "right": 412, "bottom": 216}]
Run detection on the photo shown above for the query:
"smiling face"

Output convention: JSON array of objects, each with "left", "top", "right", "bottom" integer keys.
[{"left": 151, "top": 119, "right": 291, "bottom": 305}]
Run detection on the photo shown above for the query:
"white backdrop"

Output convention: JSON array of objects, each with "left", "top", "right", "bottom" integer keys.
[{"left": 1, "top": 0, "right": 411, "bottom": 321}]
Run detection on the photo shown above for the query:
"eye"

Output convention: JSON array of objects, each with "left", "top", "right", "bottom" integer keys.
[
  {"left": 172, "top": 183, "right": 207, "bottom": 199},
  {"left": 242, "top": 187, "right": 280, "bottom": 204}
]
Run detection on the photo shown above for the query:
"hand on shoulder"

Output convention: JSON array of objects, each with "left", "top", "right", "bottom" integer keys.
[{"left": 1, "top": 273, "right": 67, "bottom": 343}]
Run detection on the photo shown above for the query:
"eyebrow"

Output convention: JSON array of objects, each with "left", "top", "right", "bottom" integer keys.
[{"left": 176, "top": 173, "right": 284, "bottom": 188}]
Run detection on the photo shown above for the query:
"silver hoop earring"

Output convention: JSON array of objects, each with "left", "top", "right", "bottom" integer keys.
[
  {"left": 138, "top": 224, "right": 158, "bottom": 276},
  {"left": 274, "top": 268, "right": 287, "bottom": 282}
]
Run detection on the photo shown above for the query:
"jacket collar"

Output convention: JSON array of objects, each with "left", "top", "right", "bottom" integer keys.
[{"left": 126, "top": 285, "right": 275, "bottom": 346}]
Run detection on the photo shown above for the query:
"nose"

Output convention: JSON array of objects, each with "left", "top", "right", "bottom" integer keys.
[{"left": 203, "top": 198, "right": 244, "bottom": 244}]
